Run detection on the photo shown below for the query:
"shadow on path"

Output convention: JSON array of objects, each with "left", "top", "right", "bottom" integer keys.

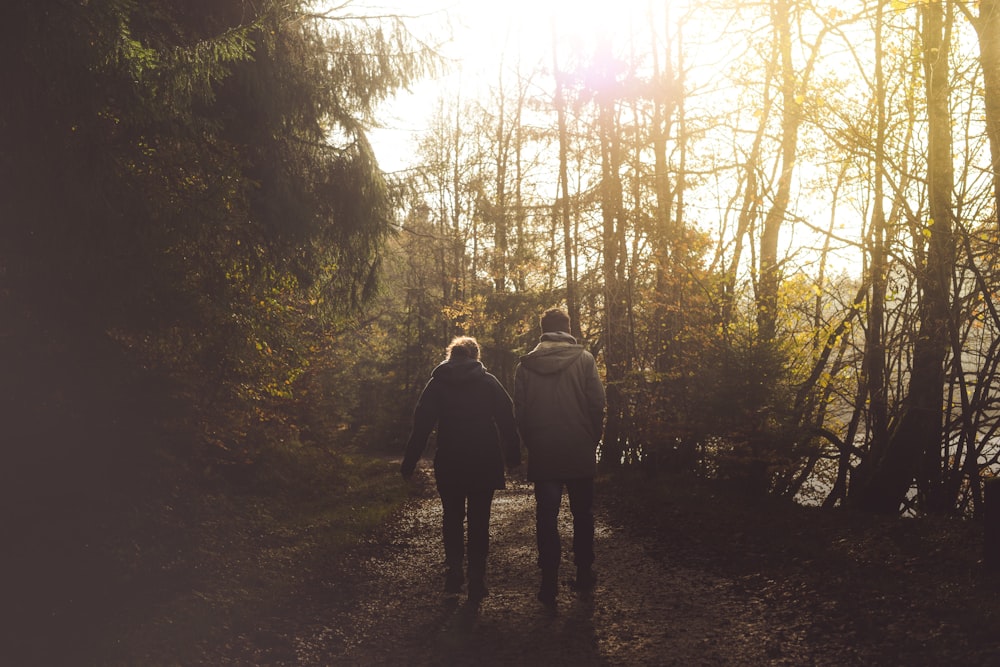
[{"left": 309, "top": 472, "right": 780, "bottom": 666}]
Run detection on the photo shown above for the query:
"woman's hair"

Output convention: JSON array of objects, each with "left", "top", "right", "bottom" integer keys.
[{"left": 446, "top": 336, "right": 480, "bottom": 361}]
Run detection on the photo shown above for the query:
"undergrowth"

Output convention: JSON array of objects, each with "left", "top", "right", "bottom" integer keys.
[
  {"left": 600, "top": 469, "right": 1000, "bottom": 665},
  {"left": 5, "top": 439, "right": 411, "bottom": 666}
]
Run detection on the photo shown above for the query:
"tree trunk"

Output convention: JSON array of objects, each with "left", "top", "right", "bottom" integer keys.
[
  {"left": 852, "top": 0, "right": 955, "bottom": 514},
  {"left": 493, "top": 73, "right": 509, "bottom": 294},
  {"left": 551, "top": 28, "right": 581, "bottom": 338},
  {"left": 756, "top": 0, "right": 798, "bottom": 344},
  {"left": 649, "top": 0, "right": 679, "bottom": 376},
  {"left": 856, "top": 0, "right": 891, "bottom": 498},
  {"left": 595, "top": 42, "right": 628, "bottom": 469},
  {"left": 976, "top": 0, "right": 1000, "bottom": 220}
]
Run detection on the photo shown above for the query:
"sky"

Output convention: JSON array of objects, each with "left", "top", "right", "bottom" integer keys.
[
  {"left": 360, "top": 0, "right": 538, "bottom": 172},
  {"left": 353, "top": 0, "right": 666, "bottom": 172}
]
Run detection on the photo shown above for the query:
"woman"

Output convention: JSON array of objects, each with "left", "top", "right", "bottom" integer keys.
[{"left": 401, "top": 336, "right": 521, "bottom": 602}]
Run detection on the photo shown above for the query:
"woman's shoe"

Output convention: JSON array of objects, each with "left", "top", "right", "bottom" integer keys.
[
  {"left": 537, "top": 568, "right": 557, "bottom": 608},
  {"left": 445, "top": 568, "right": 464, "bottom": 594}
]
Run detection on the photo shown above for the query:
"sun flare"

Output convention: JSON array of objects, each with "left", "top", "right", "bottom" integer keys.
[{"left": 450, "top": 0, "right": 673, "bottom": 72}]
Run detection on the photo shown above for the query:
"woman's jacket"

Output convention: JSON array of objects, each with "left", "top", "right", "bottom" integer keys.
[{"left": 402, "top": 359, "right": 521, "bottom": 490}]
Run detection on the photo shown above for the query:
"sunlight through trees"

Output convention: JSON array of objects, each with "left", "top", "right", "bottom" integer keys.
[{"left": 366, "top": 0, "right": 1000, "bottom": 516}]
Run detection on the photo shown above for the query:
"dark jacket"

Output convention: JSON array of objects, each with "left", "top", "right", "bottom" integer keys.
[
  {"left": 514, "top": 332, "right": 606, "bottom": 481},
  {"left": 402, "top": 358, "right": 521, "bottom": 490}
]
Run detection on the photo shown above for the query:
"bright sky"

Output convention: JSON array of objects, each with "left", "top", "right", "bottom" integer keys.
[{"left": 352, "top": 0, "right": 669, "bottom": 171}]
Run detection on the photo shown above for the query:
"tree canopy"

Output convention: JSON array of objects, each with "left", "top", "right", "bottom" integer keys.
[
  {"left": 0, "top": 0, "right": 437, "bottom": 512},
  {"left": 4, "top": 0, "right": 1000, "bottom": 525}
]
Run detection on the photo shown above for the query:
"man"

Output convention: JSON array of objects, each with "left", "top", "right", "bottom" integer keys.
[{"left": 514, "top": 307, "right": 606, "bottom": 608}]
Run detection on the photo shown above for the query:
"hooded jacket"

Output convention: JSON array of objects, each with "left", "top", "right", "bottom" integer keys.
[
  {"left": 514, "top": 332, "right": 606, "bottom": 481},
  {"left": 402, "top": 358, "right": 521, "bottom": 490}
]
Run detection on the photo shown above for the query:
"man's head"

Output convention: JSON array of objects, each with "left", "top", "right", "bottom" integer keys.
[
  {"left": 446, "top": 336, "right": 481, "bottom": 361},
  {"left": 540, "top": 307, "right": 571, "bottom": 334}
]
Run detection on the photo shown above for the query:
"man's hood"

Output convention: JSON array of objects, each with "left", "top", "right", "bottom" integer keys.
[
  {"left": 518, "top": 332, "right": 585, "bottom": 375},
  {"left": 431, "top": 358, "right": 487, "bottom": 385}
]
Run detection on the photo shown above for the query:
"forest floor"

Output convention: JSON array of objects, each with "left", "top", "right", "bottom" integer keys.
[
  {"left": 8, "top": 460, "right": 1000, "bottom": 665},
  {"left": 198, "top": 464, "right": 999, "bottom": 665}
]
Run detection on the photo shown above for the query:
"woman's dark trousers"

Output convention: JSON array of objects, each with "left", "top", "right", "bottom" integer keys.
[{"left": 438, "top": 485, "right": 495, "bottom": 595}]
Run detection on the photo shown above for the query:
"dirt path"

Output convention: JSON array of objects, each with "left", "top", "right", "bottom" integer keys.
[{"left": 247, "top": 469, "right": 851, "bottom": 666}]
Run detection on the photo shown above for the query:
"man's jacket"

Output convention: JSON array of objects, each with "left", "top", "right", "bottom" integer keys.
[{"left": 514, "top": 332, "right": 606, "bottom": 481}]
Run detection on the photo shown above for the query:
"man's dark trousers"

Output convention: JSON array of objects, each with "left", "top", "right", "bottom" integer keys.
[{"left": 533, "top": 478, "right": 595, "bottom": 573}]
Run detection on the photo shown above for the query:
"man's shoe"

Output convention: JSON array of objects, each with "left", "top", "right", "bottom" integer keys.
[{"left": 468, "top": 580, "right": 488, "bottom": 603}]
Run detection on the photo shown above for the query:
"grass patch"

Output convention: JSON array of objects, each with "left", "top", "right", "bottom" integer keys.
[{"left": 10, "top": 443, "right": 412, "bottom": 666}]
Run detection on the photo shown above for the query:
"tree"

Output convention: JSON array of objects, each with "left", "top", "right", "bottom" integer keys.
[
  {"left": 852, "top": 0, "right": 957, "bottom": 514},
  {"left": 0, "top": 0, "right": 439, "bottom": 504},
  {"left": 381, "top": 0, "right": 1000, "bottom": 516},
  {"left": 552, "top": 22, "right": 583, "bottom": 337},
  {"left": 963, "top": 0, "right": 1000, "bottom": 218}
]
